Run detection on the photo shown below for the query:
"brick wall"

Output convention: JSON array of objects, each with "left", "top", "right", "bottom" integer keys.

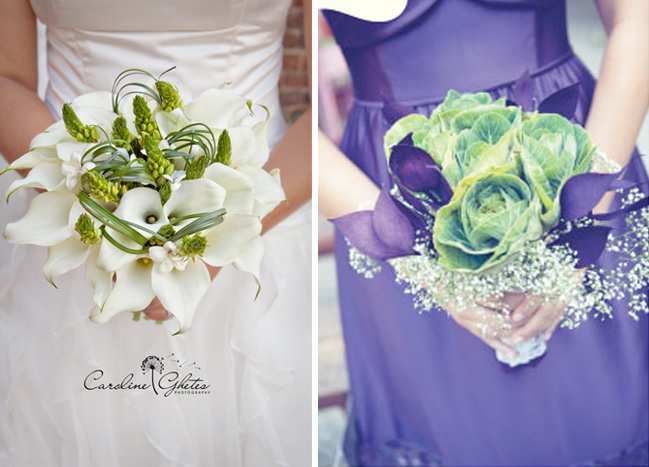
[{"left": 279, "top": 0, "right": 310, "bottom": 125}]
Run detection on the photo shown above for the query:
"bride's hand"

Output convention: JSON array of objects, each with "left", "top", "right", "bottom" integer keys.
[
  {"left": 142, "top": 297, "right": 168, "bottom": 321},
  {"left": 141, "top": 265, "right": 222, "bottom": 321}
]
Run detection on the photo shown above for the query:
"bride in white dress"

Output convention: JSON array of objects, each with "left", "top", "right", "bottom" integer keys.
[{"left": 0, "top": 1, "right": 312, "bottom": 466}]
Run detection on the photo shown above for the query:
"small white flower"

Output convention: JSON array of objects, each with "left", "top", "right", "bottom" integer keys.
[
  {"left": 162, "top": 170, "right": 186, "bottom": 191},
  {"left": 128, "top": 153, "right": 143, "bottom": 168},
  {"left": 60, "top": 152, "right": 96, "bottom": 191},
  {"left": 149, "top": 241, "right": 188, "bottom": 273}
]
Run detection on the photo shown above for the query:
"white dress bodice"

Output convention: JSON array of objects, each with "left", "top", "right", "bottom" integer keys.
[{"left": 31, "top": 0, "right": 292, "bottom": 147}]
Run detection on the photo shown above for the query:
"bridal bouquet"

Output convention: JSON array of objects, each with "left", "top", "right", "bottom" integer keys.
[
  {"left": 335, "top": 87, "right": 649, "bottom": 366},
  {"left": 2, "top": 68, "right": 285, "bottom": 334}
]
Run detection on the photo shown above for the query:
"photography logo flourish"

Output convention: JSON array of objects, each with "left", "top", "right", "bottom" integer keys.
[{"left": 84, "top": 353, "right": 211, "bottom": 397}]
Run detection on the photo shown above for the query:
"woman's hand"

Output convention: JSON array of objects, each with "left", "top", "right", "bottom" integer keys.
[
  {"left": 447, "top": 289, "right": 567, "bottom": 358},
  {"left": 142, "top": 297, "right": 168, "bottom": 321},
  {"left": 507, "top": 295, "right": 566, "bottom": 343},
  {"left": 445, "top": 301, "right": 519, "bottom": 359}
]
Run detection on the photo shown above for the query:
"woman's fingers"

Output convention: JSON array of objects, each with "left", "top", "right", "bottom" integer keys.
[
  {"left": 511, "top": 295, "right": 543, "bottom": 326},
  {"left": 142, "top": 297, "right": 169, "bottom": 321},
  {"left": 450, "top": 306, "right": 518, "bottom": 358},
  {"left": 543, "top": 314, "right": 563, "bottom": 342},
  {"left": 512, "top": 301, "right": 566, "bottom": 342}
]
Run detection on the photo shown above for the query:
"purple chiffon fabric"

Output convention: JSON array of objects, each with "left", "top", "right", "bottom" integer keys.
[{"left": 324, "top": 0, "right": 649, "bottom": 466}]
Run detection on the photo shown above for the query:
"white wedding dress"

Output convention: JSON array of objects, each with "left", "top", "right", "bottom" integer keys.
[{"left": 0, "top": 1, "right": 311, "bottom": 466}]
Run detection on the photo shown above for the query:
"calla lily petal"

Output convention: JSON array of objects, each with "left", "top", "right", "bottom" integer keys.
[
  {"left": 6, "top": 161, "right": 66, "bottom": 199},
  {"left": 236, "top": 166, "right": 285, "bottom": 218},
  {"left": 155, "top": 107, "right": 191, "bottom": 138},
  {"left": 3, "top": 150, "right": 53, "bottom": 172},
  {"left": 202, "top": 214, "right": 262, "bottom": 266},
  {"left": 184, "top": 88, "right": 249, "bottom": 129},
  {"left": 152, "top": 259, "right": 210, "bottom": 334},
  {"left": 56, "top": 141, "right": 93, "bottom": 163},
  {"left": 228, "top": 123, "right": 269, "bottom": 168},
  {"left": 112, "top": 187, "right": 169, "bottom": 234},
  {"left": 164, "top": 179, "right": 226, "bottom": 227},
  {"left": 90, "top": 259, "right": 155, "bottom": 323},
  {"left": 86, "top": 248, "right": 113, "bottom": 308},
  {"left": 72, "top": 90, "right": 113, "bottom": 109},
  {"left": 29, "top": 122, "right": 71, "bottom": 150},
  {"left": 233, "top": 236, "right": 265, "bottom": 288},
  {"left": 4, "top": 192, "right": 76, "bottom": 246},
  {"left": 204, "top": 163, "right": 255, "bottom": 215},
  {"left": 42, "top": 237, "right": 91, "bottom": 286},
  {"left": 96, "top": 230, "right": 144, "bottom": 272}
]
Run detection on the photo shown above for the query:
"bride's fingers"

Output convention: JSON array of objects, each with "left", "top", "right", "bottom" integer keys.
[{"left": 142, "top": 298, "right": 169, "bottom": 321}]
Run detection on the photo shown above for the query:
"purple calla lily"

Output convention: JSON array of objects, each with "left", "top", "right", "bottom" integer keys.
[
  {"left": 551, "top": 224, "right": 611, "bottom": 268},
  {"left": 332, "top": 190, "right": 416, "bottom": 261},
  {"left": 389, "top": 143, "right": 453, "bottom": 209},
  {"left": 538, "top": 83, "right": 580, "bottom": 120},
  {"left": 560, "top": 172, "right": 625, "bottom": 221}
]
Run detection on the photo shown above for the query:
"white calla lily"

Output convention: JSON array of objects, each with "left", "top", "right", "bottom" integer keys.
[
  {"left": 152, "top": 258, "right": 211, "bottom": 334},
  {"left": 6, "top": 161, "right": 66, "bottom": 200},
  {"left": 86, "top": 248, "right": 113, "bottom": 309},
  {"left": 236, "top": 166, "right": 285, "bottom": 218},
  {"left": 233, "top": 236, "right": 265, "bottom": 289},
  {"left": 90, "top": 260, "right": 156, "bottom": 323},
  {"left": 202, "top": 214, "right": 262, "bottom": 267},
  {"left": 185, "top": 88, "right": 251, "bottom": 129},
  {"left": 42, "top": 237, "right": 92, "bottom": 286},
  {"left": 111, "top": 187, "right": 169, "bottom": 236},
  {"left": 40, "top": 200, "right": 103, "bottom": 285},
  {"left": 2, "top": 150, "right": 53, "bottom": 172},
  {"left": 29, "top": 121, "right": 71, "bottom": 151},
  {"left": 203, "top": 163, "right": 255, "bottom": 215},
  {"left": 4, "top": 192, "right": 77, "bottom": 246},
  {"left": 164, "top": 179, "right": 226, "bottom": 227},
  {"left": 228, "top": 122, "right": 270, "bottom": 168},
  {"left": 155, "top": 107, "right": 192, "bottom": 138}
]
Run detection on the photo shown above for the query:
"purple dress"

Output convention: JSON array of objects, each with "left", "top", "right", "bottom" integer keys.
[{"left": 325, "top": 1, "right": 649, "bottom": 465}]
